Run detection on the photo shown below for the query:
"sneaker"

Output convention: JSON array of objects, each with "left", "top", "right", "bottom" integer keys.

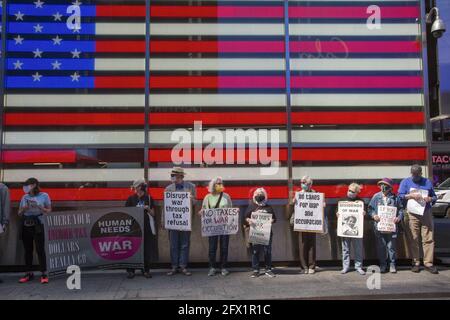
[
  {"left": 411, "top": 265, "right": 420, "bottom": 273},
  {"left": 127, "top": 271, "right": 135, "bottom": 279},
  {"left": 265, "top": 270, "right": 276, "bottom": 278},
  {"left": 40, "top": 275, "right": 49, "bottom": 284},
  {"left": 380, "top": 266, "right": 387, "bottom": 274},
  {"left": 424, "top": 266, "right": 439, "bottom": 274},
  {"left": 341, "top": 268, "right": 349, "bottom": 274},
  {"left": 167, "top": 268, "right": 178, "bottom": 276},
  {"left": 143, "top": 272, "right": 152, "bottom": 279},
  {"left": 356, "top": 268, "right": 366, "bottom": 275},
  {"left": 181, "top": 268, "right": 192, "bottom": 276},
  {"left": 308, "top": 268, "right": 316, "bottom": 275},
  {"left": 221, "top": 269, "right": 230, "bottom": 276},
  {"left": 19, "top": 273, "right": 34, "bottom": 283},
  {"left": 301, "top": 268, "right": 309, "bottom": 274},
  {"left": 207, "top": 268, "right": 216, "bottom": 277},
  {"left": 389, "top": 265, "right": 397, "bottom": 274},
  {"left": 251, "top": 270, "right": 259, "bottom": 278}
]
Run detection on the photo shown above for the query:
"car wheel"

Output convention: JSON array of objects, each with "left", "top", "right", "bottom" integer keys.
[{"left": 446, "top": 207, "right": 450, "bottom": 219}]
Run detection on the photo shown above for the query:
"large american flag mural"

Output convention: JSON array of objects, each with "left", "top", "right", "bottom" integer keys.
[{"left": 0, "top": 0, "right": 428, "bottom": 205}]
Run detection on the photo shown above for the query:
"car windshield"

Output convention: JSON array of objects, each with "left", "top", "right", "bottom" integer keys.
[{"left": 438, "top": 178, "right": 450, "bottom": 188}]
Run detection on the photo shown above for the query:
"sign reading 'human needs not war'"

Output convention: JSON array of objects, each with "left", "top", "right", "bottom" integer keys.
[{"left": 164, "top": 191, "right": 192, "bottom": 231}]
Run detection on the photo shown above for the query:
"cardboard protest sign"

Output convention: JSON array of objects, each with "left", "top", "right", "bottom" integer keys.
[
  {"left": 377, "top": 205, "right": 397, "bottom": 233},
  {"left": 164, "top": 191, "right": 192, "bottom": 231},
  {"left": 201, "top": 208, "right": 240, "bottom": 237},
  {"left": 406, "top": 188, "right": 428, "bottom": 216},
  {"left": 337, "top": 201, "right": 364, "bottom": 238},
  {"left": 44, "top": 207, "right": 145, "bottom": 277},
  {"left": 294, "top": 192, "right": 325, "bottom": 233},
  {"left": 248, "top": 211, "right": 272, "bottom": 245}
]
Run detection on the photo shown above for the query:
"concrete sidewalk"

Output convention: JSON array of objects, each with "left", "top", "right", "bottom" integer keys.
[{"left": 0, "top": 267, "right": 449, "bottom": 300}]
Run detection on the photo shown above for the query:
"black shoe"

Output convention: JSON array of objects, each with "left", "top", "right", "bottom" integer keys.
[
  {"left": 411, "top": 265, "right": 420, "bottom": 273},
  {"left": 127, "top": 271, "right": 135, "bottom": 279},
  {"left": 143, "top": 272, "right": 152, "bottom": 278},
  {"left": 424, "top": 266, "right": 439, "bottom": 274}
]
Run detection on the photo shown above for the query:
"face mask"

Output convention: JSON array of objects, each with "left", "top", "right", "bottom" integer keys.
[
  {"left": 214, "top": 184, "right": 224, "bottom": 193},
  {"left": 23, "top": 185, "right": 33, "bottom": 194},
  {"left": 255, "top": 194, "right": 266, "bottom": 203},
  {"left": 412, "top": 175, "right": 421, "bottom": 183},
  {"left": 381, "top": 184, "right": 391, "bottom": 193},
  {"left": 171, "top": 176, "right": 176, "bottom": 183},
  {"left": 347, "top": 191, "right": 357, "bottom": 199},
  {"left": 301, "top": 183, "right": 309, "bottom": 191}
]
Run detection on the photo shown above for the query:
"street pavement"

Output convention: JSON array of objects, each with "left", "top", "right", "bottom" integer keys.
[{"left": 0, "top": 266, "right": 449, "bottom": 300}]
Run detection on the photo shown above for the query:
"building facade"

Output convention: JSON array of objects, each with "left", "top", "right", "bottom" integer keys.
[{"left": 0, "top": 0, "right": 431, "bottom": 265}]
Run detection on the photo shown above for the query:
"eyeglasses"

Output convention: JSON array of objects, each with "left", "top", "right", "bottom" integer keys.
[{"left": 348, "top": 190, "right": 356, "bottom": 193}]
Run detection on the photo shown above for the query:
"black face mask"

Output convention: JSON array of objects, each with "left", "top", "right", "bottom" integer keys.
[
  {"left": 381, "top": 184, "right": 391, "bottom": 193},
  {"left": 412, "top": 175, "right": 421, "bottom": 183},
  {"left": 255, "top": 195, "right": 266, "bottom": 203}
]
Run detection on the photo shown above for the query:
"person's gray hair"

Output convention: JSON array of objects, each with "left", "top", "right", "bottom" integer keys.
[
  {"left": 348, "top": 182, "right": 362, "bottom": 193},
  {"left": 410, "top": 164, "right": 422, "bottom": 174},
  {"left": 208, "top": 176, "right": 223, "bottom": 193},
  {"left": 301, "top": 175, "right": 313, "bottom": 185}
]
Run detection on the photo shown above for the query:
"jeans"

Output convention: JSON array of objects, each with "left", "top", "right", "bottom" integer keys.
[
  {"left": 22, "top": 225, "right": 47, "bottom": 273},
  {"left": 341, "top": 237, "right": 364, "bottom": 269},
  {"left": 251, "top": 234, "right": 273, "bottom": 271},
  {"left": 374, "top": 231, "right": 397, "bottom": 269},
  {"left": 208, "top": 235, "right": 229, "bottom": 269},
  {"left": 169, "top": 230, "right": 190, "bottom": 269}
]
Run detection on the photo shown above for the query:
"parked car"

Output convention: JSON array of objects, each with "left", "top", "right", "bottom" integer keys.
[{"left": 433, "top": 178, "right": 450, "bottom": 218}]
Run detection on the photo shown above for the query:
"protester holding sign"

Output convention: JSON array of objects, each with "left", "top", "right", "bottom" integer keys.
[
  {"left": 245, "top": 188, "right": 276, "bottom": 278},
  {"left": 336, "top": 183, "right": 366, "bottom": 275},
  {"left": 0, "top": 183, "right": 11, "bottom": 284},
  {"left": 125, "top": 178, "right": 156, "bottom": 279},
  {"left": 199, "top": 177, "right": 233, "bottom": 277},
  {"left": 165, "top": 167, "right": 197, "bottom": 276},
  {"left": 18, "top": 178, "right": 52, "bottom": 284},
  {"left": 368, "top": 178, "right": 404, "bottom": 274},
  {"left": 290, "top": 176, "right": 326, "bottom": 275},
  {"left": 398, "top": 164, "right": 438, "bottom": 274}
]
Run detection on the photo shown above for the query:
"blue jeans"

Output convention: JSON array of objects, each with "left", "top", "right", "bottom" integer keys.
[
  {"left": 251, "top": 235, "right": 273, "bottom": 271},
  {"left": 342, "top": 237, "right": 364, "bottom": 269},
  {"left": 208, "top": 235, "right": 229, "bottom": 269},
  {"left": 169, "top": 230, "right": 190, "bottom": 269},
  {"left": 375, "top": 231, "right": 397, "bottom": 269}
]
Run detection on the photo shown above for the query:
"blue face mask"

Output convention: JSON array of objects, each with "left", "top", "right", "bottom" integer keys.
[{"left": 301, "top": 183, "right": 309, "bottom": 191}]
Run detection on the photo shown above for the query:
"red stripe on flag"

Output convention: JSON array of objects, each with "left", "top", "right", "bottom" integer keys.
[
  {"left": 96, "top": 40, "right": 146, "bottom": 53},
  {"left": 95, "top": 76, "right": 145, "bottom": 89},
  {"left": 148, "top": 147, "right": 426, "bottom": 163},
  {"left": 4, "top": 113, "right": 144, "bottom": 126},
  {"left": 290, "top": 41, "right": 421, "bottom": 53},
  {"left": 291, "top": 76, "right": 423, "bottom": 89},
  {"left": 3, "top": 111, "right": 423, "bottom": 126},
  {"left": 96, "top": 5, "right": 419, "bottom": 19},
  {"left": 1, "top": 150, "right": 77, "bottom": 164}
]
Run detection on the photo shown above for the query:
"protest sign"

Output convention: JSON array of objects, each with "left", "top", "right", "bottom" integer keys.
[
  {"left": 293, "top": 192, "right": 325, "bottom": 233},
  {"left": 44, "top": 207, "right": 144, "bottom": 277},
  {"left": 164, "top": 191, "right": 192, "bottom": 231},
  {"left": 248, "top": 211, "right": 272, "bottom": 245},
  {"left": 337, "top": 201, "right": 364, "bottom": 238},
  {"left": 406, "top": 188, "right": 428, "bottom": 216},
  {"left": 201, "top": 208, "right": 240, "bottom": 237},
  {"left": 377, "top": 205, "right": 397, "bottom": 233}
]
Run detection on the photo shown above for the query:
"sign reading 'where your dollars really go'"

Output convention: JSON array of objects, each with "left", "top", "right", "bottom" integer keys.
[{"left": 44, "top": 207, "right": 145, "bottom": 277}]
